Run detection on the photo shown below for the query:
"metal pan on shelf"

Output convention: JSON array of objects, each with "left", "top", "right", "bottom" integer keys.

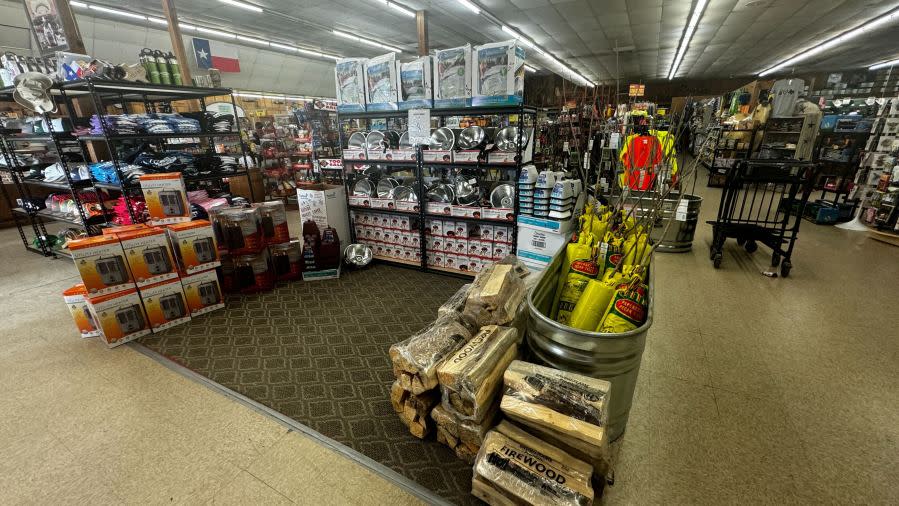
[
  {"left": 388, "top": 185, "right": 418, "bottom": 202},
  {"left": 344, "top": 244, "right": 373, "bottom": 267},
  {"left": 426, "top": 183, "right": 455, "bottom": 203},
  {"left": 398, "top": 131, "right": 411, "bottom": 149},
  {"left": 489, "top": 183, "right": 515, "bottom": 208},
  {"left": 376, "top": 177, "right": 399, "bottom": 198},
  {"left": 457, "top": 125, "right": 487, "bottom": 150},
  {"left": 352, "top": 178, "right": 375, "bottom": 197},
  {"left": 495, "top": 126, "right": 529, "bottom": 152},
  {"left": 348, "top": 131, "right": 368, "bottom": 150},
  {"left": 429, "top": 127, "right": 455, "bottom": 150},
  {"left": 454, "top": 177, "right": 480, "bottom": 206}
]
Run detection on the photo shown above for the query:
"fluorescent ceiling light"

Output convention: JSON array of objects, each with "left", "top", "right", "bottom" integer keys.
[
  {"left": 524, "top": 65, "right": 537, "bottom": 73},
  {"left": 180, "top": 23, "right": 197, "bottom": 31},
  {"left": 760, "top": 8, "right": 899, "bottom": 76},
  {"left": 219, "top": 0, "right": 263, "bottom": 13},
  {"left": 870, "top": 57, "right": 899, "bottom": 70},
  {"left": 88, "top": 5, "right": 147, "bottom": 21},
  {"left": 147, "top": 17, "right": 168, "bottom": 26},
  {"left": 457, "top": 0, "right": 481, "bottom": 14},
  {"left": 70, "top": 1, "right": 88, "bottom": 7},
  {"left": 388, "top": 2, "right": 415, "bottom": 17},
  {"left": 197, "top": 26, "right": 235, "bottom": 39},
  {"left": 271, "top": 42, "right": 297, "bottom": 51},
  {"left": 668, "top": 0, "right": 708, "bottom": 79},
  {"left": 236, "top": 92, "right": 263, "bottom": 98},
  {"left": 332, "top": 29, "right": 402, "bottom": 53},
  {"left": 237, "top": 35, "right": 268, "bottom": 46},
  {"left": 501, "top": 25, "right": 536, "bottom": 48}
]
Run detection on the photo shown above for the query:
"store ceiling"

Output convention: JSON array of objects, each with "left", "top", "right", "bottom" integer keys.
[{"left": 115, "top": 0, "right": 899, "bottom": 83}]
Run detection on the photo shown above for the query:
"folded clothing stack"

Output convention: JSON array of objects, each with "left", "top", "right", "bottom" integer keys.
[
  {"left": 109, "top": 194, "right": 147, "bottom": 225},
  {"left": 88, "top": 161, "right": 146, "bottom": 185},
  {"left": 208, "top": 112, "right": 234, "bottom": 133},
  {"left": 90, "top": 114, "right": 139, "bottom": 135},
  {"left": 87, "top": 113, "right": 202, "bottom": 135}
]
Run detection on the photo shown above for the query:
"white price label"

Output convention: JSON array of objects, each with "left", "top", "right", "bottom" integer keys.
[
  {"left": 675, "top": 211, "right": 687, "bottom": 222},
  {"left": 408, "top": 108, "right": 431, "bottom": 146}
]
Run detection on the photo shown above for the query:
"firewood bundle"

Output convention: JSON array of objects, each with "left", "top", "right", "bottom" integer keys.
[
  {"left": 390, "top": 381, "right": 440, "bottom": 439},
  {"left": 389, "top": 312, "right": 474, "bottom": 395},
  {"left": 500, "top": 360, "right": 613, "bottom": 476},
  {"left": 473, "top": 421, "right": 595, "bottom": 506},
  {"left": 462, "top": 263, "right": 527, "bottom": 328},
  {"left": 430, "top": 404, "right": 496, "bottom": 464},
  {"left": 437, "top": 325, "right": 520, "bottom": 422},
  {"left": 438, "top": 283, "right": 471, "bottom": 318}
]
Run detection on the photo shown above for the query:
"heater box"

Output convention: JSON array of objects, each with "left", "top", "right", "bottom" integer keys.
[
  {"left": 433, "top": 44, "right": 474, "bottom": 108},
  {"left": 139, "top": 173, "right": 191, "bottom": 225},
  {"left": 139, "top": 278, "right": 191, "bottom": 333},
  {"left": 86, "top": 288, "right": 150, "bottom": 347},
  {"left": 63, "top": 283, "right": 102, "bottom": 339},
  {"left": 473, "top": 40, "right": 525, "bottom": 107},
  {"left": 398, "top": 56, "right": 433, "bottom": 110},
  {"left": 364, "top": 52, "right": 400, "bottom": 111},
  {"left": 335, "top": 57, "right": 367, "bottom": 113},
  {"left": 119, "top": 228, "right": 178, "bottom": 288},
  {"left": 69, "top": 235, "right": 134, "bottom": 296},
  {"left": 180, "top": 269, "right": 225, "bottom": 316},
  {"left": 166, "top": 220, "right": 221, "bottom": 275}
]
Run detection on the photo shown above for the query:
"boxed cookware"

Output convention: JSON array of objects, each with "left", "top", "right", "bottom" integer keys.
[
  {"left": 118, "top": 227, "right": 178, "bottom": 288},
  {"left": 69, "top": 235, "right": 135, "bottom": 296},
  {"left": 166, "top": 220, "right": 221, "bottom": 275},
  {"left": 86, "top": 288, "right": 150, "bottom": 348},
  {"left": 335, "top": 57, "right": 367, "bottom": 112},
  {"left": 138, "top": 278, "right": 191, "bottom": 333},
  {"left": 139, "top": 173, "right": 191, "bottom": 225},
  {"left": 180, "top": 269, "right": 224, "bottom": 316},
  {"left": 365, "top": 52, "right": 400, "bottom": 111},
  {"left": 398, "top": 55, "right": 433, "bottom": 109},
  {"left": 433, "top": 44, "right": 474, "bottom": 108},
  {"left": 473, "top": 40, "right": 525, "bottom": 106},
  {"left": 63, "top": 283, "right": 102, "bottom": 339}
]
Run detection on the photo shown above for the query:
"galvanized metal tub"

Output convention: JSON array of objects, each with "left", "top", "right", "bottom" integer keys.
[
  {"left": 626, "top": 193, "right": 702, "bottom": 253},
  {"left": 525, "top": 251, "right": 653, "bottom": 441}
]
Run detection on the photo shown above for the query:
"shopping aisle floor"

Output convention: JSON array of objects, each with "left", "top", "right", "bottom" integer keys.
[{"left": 1, "top": 178, "right": 897, "bottom": 504}]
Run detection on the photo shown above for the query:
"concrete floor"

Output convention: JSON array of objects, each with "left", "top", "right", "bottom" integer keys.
[{"left": 0, "top": 179, "right": 897, "bottom": 504}]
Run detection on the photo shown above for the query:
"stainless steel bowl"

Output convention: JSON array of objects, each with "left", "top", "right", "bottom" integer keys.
[
  {"left": 398, "top": 131, "right": 411, "bottom": 149},
  {"left": 454, "top": 177, "right": 480, "bottom": 206},
  {"left": 348, "top": 131, "right": 367, "bottom": 150},
  {"left": 495, "top": 126, "right": 529, "bottom": 152},
  {"left": 458, "top": 126, "right": 486, "bottom": 150},
  {"left": 389, "top": 185, "right": 418, "bottom": 202},
  {"left": 427, "top": 183, "right": 455, "bottom": 203},
  {"left": 352, "top": 178, "right": 375, "bottom": 197},
  {"left": 429, "top": 127, "right": 455, "bottom": 150},
  {"left": 376, "top": 177, "right": 399, "bottom": 198},
  {"left": 489, "top": 183, "right": 515, "bottom": 208},
  {"left": 344, "top": 244, "right": 373, "bottom": 267},
  {"left": 365, "top": 130, "right": 399, "bottom": 151}
]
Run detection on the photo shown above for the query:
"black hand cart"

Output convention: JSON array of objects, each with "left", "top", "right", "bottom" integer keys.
[{"left": 707, "top": 159, "right": 819, "bottom": 277}]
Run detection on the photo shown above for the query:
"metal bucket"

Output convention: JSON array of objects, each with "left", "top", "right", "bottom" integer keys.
[
  {"left": 525, "top": 251, "right": 654, "bottom": 441},
  {"left": 626, "top": 193, "right": 702, "bottom": 253}
]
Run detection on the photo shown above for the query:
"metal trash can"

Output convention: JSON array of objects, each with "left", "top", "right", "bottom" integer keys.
[
  {"left": 525, "top": 250, "right": 653, "bottom": 441},
  {"left": 626, "top": 194, "right": 702, "bottom": 253}
]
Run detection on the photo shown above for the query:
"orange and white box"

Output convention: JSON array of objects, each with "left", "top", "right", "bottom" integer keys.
[
  {"left": 69, "top": 235, "right": 134, "bottom": 296},
  {"left": 138, "top": 278, "right": 191, "bottom": 333},
  {"left": 166, "top": 220, "right": 221, "bottom": 275},
  {"left": 87, "top": 288, "right": 150, "bottom": 348},
  {"left": 63, "top": 283, "right": 102, "bottom": 338},
  {"left": 180, "top": 269, "right": 224, "bottom": 316},
  {"left": 139, "top": 172, "right": 191, "bottom": 225},
  {"left": 119, "top": 228, "right": 178, "bottom": 288},
  {"left": 102, "top": 223, "right": 150, "bottom": 237}
]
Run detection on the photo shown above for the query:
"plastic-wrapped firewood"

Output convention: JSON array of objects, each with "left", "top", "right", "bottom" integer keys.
[
  {"left": 472, "top": 421, "right": 594, "bottom": 506},
  {"left": 438, "top": 283, "right": 471, "bottom": 318},
  {"left": 431, "top": 403, "right": 497, "bottom": 464},
  {"left": 462, "top": 263, "right": 526, "bottom": 328},
  {"left": 390, "top": 380, "right": 440, "bottom": 439},
  {"left": 437, "top": 325, "right": 519, "bottom": 422},
  {"left": 389, "top": 311, "right": 474, "bottom": 395},
  {"left": 500, "top": 361, "right": 612, "bottom": 466}
]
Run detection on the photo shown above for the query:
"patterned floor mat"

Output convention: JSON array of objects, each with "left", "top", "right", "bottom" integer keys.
[{"left": 140, "top": 264, "right": 475, "bottom": 503}]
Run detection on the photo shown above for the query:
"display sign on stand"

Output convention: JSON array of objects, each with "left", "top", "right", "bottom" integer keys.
[{"left": 408, "top": 108, "right": 431, "bottom": 145}]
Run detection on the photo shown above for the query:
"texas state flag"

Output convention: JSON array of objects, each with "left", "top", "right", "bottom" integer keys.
[{"left": 192, "top": 38, "right": 241, "bottom": 73}]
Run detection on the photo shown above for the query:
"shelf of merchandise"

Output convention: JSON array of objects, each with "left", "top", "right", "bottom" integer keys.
[
  {"left": 337, "top": 103, "right": 536, "bottom": 276},
  {"left": 12, "top": 207, "right": 85, "bottom": 227},
  {"left": 705, "top": 126, "right": 758, "bottom": 187}
]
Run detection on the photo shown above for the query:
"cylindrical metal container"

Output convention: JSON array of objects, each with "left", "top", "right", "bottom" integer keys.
[
  {"left": 525, "top": 250, "right": 654, "bottom": 441},
  {"left": 625, "top": 193, "right": 702, "bottom": 253}
]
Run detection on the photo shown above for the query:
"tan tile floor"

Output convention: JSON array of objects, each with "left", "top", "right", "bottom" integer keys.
[{"left": 1, "top": 180, "right": 897, "bottom": 504}]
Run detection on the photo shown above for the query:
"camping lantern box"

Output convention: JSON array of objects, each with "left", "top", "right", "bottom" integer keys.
[
  {"left": 62, "top": 283, "right": 102, "bottom": 338},
  {"left": 119, "top": 228, "right": 178, "bottom": 288},
  {"left": 139, "top": 173, "right": 191, "bottom": 225},
  {"left": 138, "top": 278, "right": 191, "bottom": 332},
  {"left": 68, "top": 235, "right": 135, "bottom": 296},
  {"left": 86, "top": 288, "right": 150, "bottom": 347},
  {"left": 166, "top": 220, "right": 221, "bottom": 275},
  {"left": 180, "top": 269, "right": 225, "bottom": 316}
]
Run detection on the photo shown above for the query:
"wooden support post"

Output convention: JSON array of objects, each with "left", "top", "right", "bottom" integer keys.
[
  {"left": 54, "top": 0, "right": 87, "bottom": 54},
  {"left": 416, "top": 10, "right": 428, "bottom": 56},
  {"left": 161, "top": 0, "right": 193, "bottom": 85}
]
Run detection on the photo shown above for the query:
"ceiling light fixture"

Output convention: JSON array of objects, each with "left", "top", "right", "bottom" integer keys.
[
  {"left": 332, "top": 29, "right": 402, "bottom": 53},
  {"left": 88, "top": 5, "right": 147, "bottom": 21},
  {"left": 147, "top": 17, "right": 168, "bottom": 25},
  {"left": 668, "top": 0, "right": 708, "bottom": 80},
  {"left": 457, "top": 0, "right": 481, "bottom": 14},
  {"left": 759, "top": 7, "right": 899, "bottom": 76},
  {"left": 524, "top": 65, "right": 537, "bottom": 73},
  {"left": 197, "top": 26, "right": 235, "bottom": 39},
  {"left": 388, "top": 2, "right": 416, "bottom": 17},
  {"left": 236, "top": 35, "right": 269, "bottom": 46},
  {"left": 236, "top": 92, "right": 263, "bottom": 99},
  {"left": 500, "top": 25, "right": 534, "bottom": 48},
  {"left": 179, "top": 23, "right": 197, "bottom": 31},
  {"left": 69, "top": 1, "right": 88, "bottom": 7},
  {"left": 270, "top": 42, "right": 297, "bottom": 51},
  {"left": 219, "top": 0, "right": 263, "bottom": 13},
  {"left": 870, "top": 57, "right": 899, "bottom": 70}
]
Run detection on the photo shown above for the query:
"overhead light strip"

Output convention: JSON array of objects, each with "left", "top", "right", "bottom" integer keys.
[
  {"left": 870, "top": 57, "right": 899, "bottom": 70},
  {"left": 524, "top": 65, "right": 537, "bottom": 73},
  {"left": 88, "top": 4, "right": 148, "bottom": 21},
  {"left": 667, "top": 0, "right": 708, "bottom": 80},
  {"left": 332, "top": 29, "right": 403, "bottom": 53},
  {"left": 219, "top": 0, "right": 263, "bottom": 13},
  {"left": 500, "top": 24, "right": 593, "bottom": 86},
  {"left": 759, "top": 7, "right": 899, "bottom": 76},
  {"left": 456, "top": 0, "right": 481, "bottom": 14}
]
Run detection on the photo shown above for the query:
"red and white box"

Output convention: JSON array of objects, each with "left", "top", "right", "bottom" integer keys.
[
  {"left": 409, "top": 234, "right": 421, "bottom": 248},
  {"left": 479, "top": 224, "right": 495, "bottom": 242},
  {"left": 467, "top": 241, "right": 481, "bottom": 257},
  {"left": 444, "top": 254, "right": 461, "bottom": 271},
  {"left": 482, "top": 207, "right": 515, "bottom": 222},
  {"left": 492, "top": 243, "right": 510, "bottom": 259},
  {"left": 454, "top": 150, "right": 481, "bottom": 163},
  {"left": 423, "top": 150, "right": 453, "bottom": 163},
  {"left": 427, "top": 251, "right": 445, "bottom": 267},
  {"left": 427, "top": 219, "right": 445, "bottom": 236},
  {"left": 344, "top": 148, "right": 366, "bottom": 160},
  {"left": 494, "top": 226, "right": 513, "bottom": 244},
  {"left": 426, "top": 202, "right": 452, "bottom": 215},
  {"left": 451, "top": 206, "right": 481, "bottom": 219}
]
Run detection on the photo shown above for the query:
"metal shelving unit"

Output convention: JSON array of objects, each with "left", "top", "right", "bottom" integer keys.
[
  {"left": 337, "top": 104, "right": 536, "bottom": 277},
  {"left": 703, "top": 126, "right": 758, "bottom": 187}
]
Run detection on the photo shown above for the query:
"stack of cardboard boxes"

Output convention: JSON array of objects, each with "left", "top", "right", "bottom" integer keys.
[
  {"left": 351, "top": 210, "right": 422, "bottom": 265},
  {"left": 62, "top": 173, "right": 224, "bottom": 347},
  {"left": 425, "top": 218, "right": 513, "bottom": 274}
]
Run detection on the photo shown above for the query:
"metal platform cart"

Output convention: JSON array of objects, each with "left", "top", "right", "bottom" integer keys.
[{"left": 707, "top": 159, "right": 818, "bottom": 277}]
